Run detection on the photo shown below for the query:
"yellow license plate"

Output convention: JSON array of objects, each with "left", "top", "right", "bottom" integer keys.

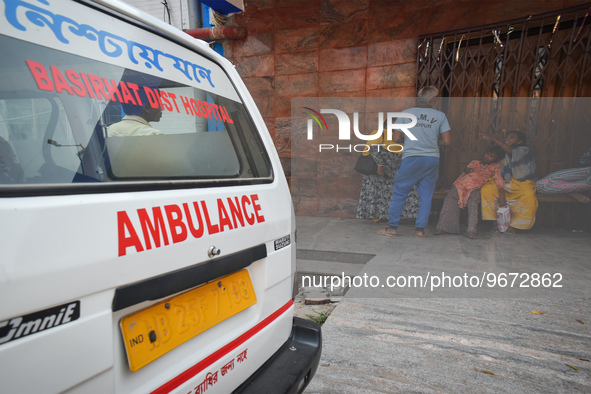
[{"left": 120, "top": 269, "right": 257, "bottom": 372}]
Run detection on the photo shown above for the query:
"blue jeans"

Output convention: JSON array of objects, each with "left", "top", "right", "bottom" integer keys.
[{"left": 388, "top": 156, "right": 439, "bottom": 230}]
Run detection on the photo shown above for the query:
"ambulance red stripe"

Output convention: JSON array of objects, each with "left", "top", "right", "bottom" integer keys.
[{"left": 151, "top": 299, "right": 294, "bottom": 394}]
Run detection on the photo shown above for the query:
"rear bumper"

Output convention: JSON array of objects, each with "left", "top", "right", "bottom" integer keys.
[{"left": 234, "top": 317, "right": 322, "bottom": 394}]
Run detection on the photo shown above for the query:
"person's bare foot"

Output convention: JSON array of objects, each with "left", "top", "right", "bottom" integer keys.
[
  {"left": 378, "top": 227, "right": 398, "bottom": 237},
  {"left": 568, "top": 192, "right": 591, "bottom": 203},
  {"left": 434, "top": 228, "right": 446, "bottom": 235},
  {"left": 465, "top": 230, "right": 477, "bottom": 239},
  {"left": 412, "top": 229, "right": 426, "bottom": 238}
]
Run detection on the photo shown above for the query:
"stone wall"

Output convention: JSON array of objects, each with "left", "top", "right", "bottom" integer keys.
[{"left": 222, "top": 0, "right": 590, "bottom": 217}]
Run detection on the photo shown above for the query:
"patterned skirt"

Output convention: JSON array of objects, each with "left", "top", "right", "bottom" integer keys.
[
  {"left": 535, "top": 167, "right": 591, "bottom": 194},
  {"left": 356, "top": 147, "right": 419, "bottom": 221},
  {"left": 481, "top": 177, "right": 538, "bottom": 230}
]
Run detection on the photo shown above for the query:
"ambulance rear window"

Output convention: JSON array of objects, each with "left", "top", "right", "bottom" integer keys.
[{"left": 0, "top": 20, "right": 271, "bottom": 194}]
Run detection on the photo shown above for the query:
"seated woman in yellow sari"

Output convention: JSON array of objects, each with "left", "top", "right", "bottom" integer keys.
[{"left": 479, "top": 130, "right": 538, "bottom": 233}]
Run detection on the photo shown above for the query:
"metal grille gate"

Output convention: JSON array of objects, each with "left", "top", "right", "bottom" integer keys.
[{"left": 416, "top": 4, "right": 591, "bottom": 228}]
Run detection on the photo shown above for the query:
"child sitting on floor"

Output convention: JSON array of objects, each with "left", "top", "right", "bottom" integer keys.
[{"left": 435, "top": 145, "right": 506, "bottom": 239}]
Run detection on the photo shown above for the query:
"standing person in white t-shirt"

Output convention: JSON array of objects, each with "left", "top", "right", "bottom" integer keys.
[{"left": 378, "top": 86, "right": 452, "bottom": 238}]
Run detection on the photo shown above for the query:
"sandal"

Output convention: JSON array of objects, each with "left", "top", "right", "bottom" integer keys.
[
  {"left": 434, "top": 229, "right": 445, "bottom": 235},
  {"left": 378, "top": 227, "right": 397, "bottom": 237}
]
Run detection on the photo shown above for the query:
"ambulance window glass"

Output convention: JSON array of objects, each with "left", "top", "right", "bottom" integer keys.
[
  {"left": 0, "top": 34, "right": 271, "bottom": 188},
  {"left": 0, "top": 97, "right": 80, "bottom": 184}
]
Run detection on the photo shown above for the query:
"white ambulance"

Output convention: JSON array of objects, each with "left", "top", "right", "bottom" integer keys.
[{"left": 0, "top": 0, "right": 321, "bottom": 392}]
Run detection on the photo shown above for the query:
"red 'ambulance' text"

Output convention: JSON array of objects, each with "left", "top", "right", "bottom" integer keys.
[{"left": 117, "top": 194, "right": 265, "bottom": 257}]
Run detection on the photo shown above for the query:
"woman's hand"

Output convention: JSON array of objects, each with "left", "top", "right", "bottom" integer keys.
[
  {"left": 498, "top": 189, "right": 507, "bottom": 207},
  {"left": 377, "top": 165, "right": 385, "bottom": 176},
  {"left": 479, "top": 133, "right": 492, "bottom": 142},
  {"left": 479, "top": 133, "right": 512, "bottom": 155}
]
